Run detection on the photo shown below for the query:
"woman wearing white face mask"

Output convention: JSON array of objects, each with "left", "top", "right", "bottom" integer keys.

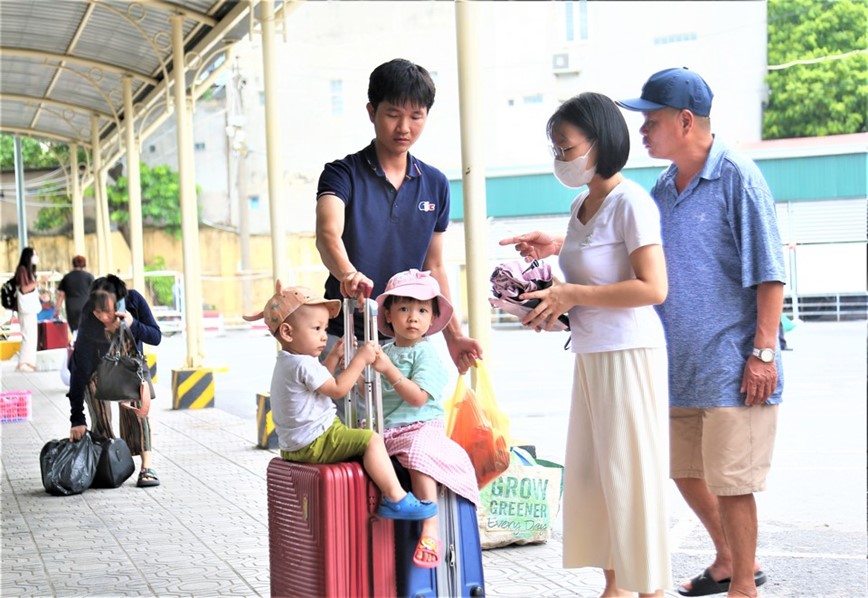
[
  {"left": 14, "top": 246, "right": 41, "bottom": 372},
  {"left": 500, "top": 93, "right": 672, "bottom": 597}
]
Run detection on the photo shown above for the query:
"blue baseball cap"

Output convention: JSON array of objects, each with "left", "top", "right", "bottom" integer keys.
[{"left": 617, "top": 67, "right": 713, "bottom": 117}]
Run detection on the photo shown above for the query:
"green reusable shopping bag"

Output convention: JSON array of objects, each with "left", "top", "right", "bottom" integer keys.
[{"left": 476, "top": 446, "right": 564, "bottom": 549}]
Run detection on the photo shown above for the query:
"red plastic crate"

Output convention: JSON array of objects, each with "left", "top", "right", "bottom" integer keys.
[{"left": 0, "top": 391, "right": 32, "bottom": 422}]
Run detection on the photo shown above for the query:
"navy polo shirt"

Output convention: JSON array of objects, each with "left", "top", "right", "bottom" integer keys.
[{"left": 316, "top": 141, "right": 451, "bottom": 338}]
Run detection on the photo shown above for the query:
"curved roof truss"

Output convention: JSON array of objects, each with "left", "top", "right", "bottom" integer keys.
[{"left": 0, "top": 0, "right": 283, "bottom": 173}]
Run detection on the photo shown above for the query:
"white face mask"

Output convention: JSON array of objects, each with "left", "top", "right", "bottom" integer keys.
[
  {"left": 553, "top": 145, "right": 596, "bottom": 188},
  {"left": 31, "top": 255, "right": 39, "bottom": 265}
]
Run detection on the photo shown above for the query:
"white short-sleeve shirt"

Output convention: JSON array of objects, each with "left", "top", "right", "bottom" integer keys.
[
  {"left": 270, "top": 351, "right": 336, "bottom": 452},
  {"left": 559, "top": 179, "right": 666, "bottom": 354}
]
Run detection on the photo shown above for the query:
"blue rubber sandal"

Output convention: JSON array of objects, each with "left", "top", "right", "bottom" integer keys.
[{"left": 377, "top": 492, "right": 437, "bottom": 521}]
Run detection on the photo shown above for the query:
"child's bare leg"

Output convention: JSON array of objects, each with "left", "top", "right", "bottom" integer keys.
[
  {"left": 410, "top": 469, "right": 440, "bottom": 563},
  {"left": 363, "top": 433, "right": 406, "bottom": 503}
]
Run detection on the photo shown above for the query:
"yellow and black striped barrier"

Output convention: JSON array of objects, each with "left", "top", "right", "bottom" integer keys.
[
  {"left": 145, "top": 353, "right": 158, "bottom": 383},
  {"left": 171, "top": 368, "right": 215, "bottom": 410},
  {"left": 257, "top": 392, "right": 278, "bottom": 449}
]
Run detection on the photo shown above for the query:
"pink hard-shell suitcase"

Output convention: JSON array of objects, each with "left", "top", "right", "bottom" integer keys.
[{"left": 267, "top": 298, "right": 396, "bottom": 598}]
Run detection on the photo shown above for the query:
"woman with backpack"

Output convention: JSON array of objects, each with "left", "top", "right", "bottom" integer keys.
[{"left": 13, "top": 247, "right": 41, "bottom": 372}]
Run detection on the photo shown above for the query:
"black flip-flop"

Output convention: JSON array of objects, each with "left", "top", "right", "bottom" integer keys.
[{"left": 677, "top": 568, "right": 768, "bottom": 597}]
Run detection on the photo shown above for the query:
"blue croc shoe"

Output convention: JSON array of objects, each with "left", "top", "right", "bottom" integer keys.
[{"left": 377, "top": 492, "right": 437, "bottom": 521}]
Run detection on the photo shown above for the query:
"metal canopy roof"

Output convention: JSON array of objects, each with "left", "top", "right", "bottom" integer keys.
[{"left": 0, "top": 0, "right": 277, "bottom": 163}]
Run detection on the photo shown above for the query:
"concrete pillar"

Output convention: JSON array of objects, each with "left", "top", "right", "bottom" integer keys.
[
  {"left": 91, "top": 114, "right": 110, "bottom": 275},
  {"left": 455, "top": 0, "right": 492, "bottom": 359},
  {"left": 260, "top": 0, "right": 287, "bottom": 284},
  {"left": 172, "top": 14, "right": 205, "bottom": 369}
]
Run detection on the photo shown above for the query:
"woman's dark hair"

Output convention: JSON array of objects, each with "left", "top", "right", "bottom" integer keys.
[
  {"left": 16, "top": 247, "right": 36, "bottom": 283},
  {"left": 17, "top": 247, "right": 35, "bottom": 270},
  {"left": 72, "top": 255, "right": 87, "bottom": 268},
  {"left": 546, "top": 92, "right": 630, "bottom": 179},
  {"left": 368, "top": 58, "right": 435, "bottom": 112},
  {"left": 381, "top": 295, "right": 440, "bottom": 333},
  {"left": 89, "top": 274, "right": 128, "bottom": 312}
]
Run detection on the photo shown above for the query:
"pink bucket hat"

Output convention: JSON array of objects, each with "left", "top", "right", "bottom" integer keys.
[
  {"left": 243, "top": 280, "right": 340, "bottom": 335},
  {"left": 376, "top": 269, "right": 454, "bottom": 337}
]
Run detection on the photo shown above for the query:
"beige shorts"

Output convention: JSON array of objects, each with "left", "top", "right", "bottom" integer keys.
[{"left": 670, "top": 405, "right": 779, "bottom": 496}]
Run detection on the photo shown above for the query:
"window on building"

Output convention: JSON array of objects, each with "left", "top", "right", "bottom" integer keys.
[
  {"left": 194, "top": 142, "right": 206, "bottom": 151},
  {"left": 654, "top": 32, "right": 698, "bottom": 45},
  {"left": 148, "top": 145, "right": 156, "bottom": 153},
  {"left": 523, "top": 94, "right": 543, "bottom": 105},
  {"left": 330, "top": 79, "right": 343, "bottom": 116},
  {"left": 565, "top": 1, "right": 588, "bottom": 42}
]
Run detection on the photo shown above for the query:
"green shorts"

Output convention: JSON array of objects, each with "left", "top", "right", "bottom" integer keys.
[{"left": 280, "top": 417, "right": 373, "bottom": 464}]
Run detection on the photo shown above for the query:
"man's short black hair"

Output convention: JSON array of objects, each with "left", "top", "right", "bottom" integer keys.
[
  {"left": 368, "top": 58, "right": 435, "bottom": 112},
  {"left": 547, "top": 92, "right": 630, "bottom": 179}
]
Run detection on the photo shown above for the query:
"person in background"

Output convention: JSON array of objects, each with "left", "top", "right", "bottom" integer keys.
[
  {"left": 68, "top": 275, "right": 163, "bottom": 488},
  {"left": 14, "top": 247, "right": 40, "bottom": 372},
  {"left": 501, "top": 92, "right": 671, "bottom": 597},
  {"left": 315, "top": 58, "right": 481, "bottom": 376},
  {"left": 617, "top": 67, "right": 785, "bottom": 598},
  {"left": 55, "top": 255, "right": 95, "bottom": 334}
]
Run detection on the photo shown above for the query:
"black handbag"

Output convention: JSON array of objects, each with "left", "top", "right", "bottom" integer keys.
[
  {"left": 40, "top": 433, "right": 98, "bottom": 496},
  {"left": 93, "top": 321, "right": 155, "bottom": 403},
  {"left": 92, "top": 437, "right": 135, "bottom": 488}
]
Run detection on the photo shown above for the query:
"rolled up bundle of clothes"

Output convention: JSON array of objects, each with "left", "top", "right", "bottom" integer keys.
[{"left": 489, "top": 260, "right": 570, "bottom": 331}]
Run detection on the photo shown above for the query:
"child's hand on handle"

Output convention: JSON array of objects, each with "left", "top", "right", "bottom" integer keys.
[
  {"left": 499, "top": 231, "right": 560, "bottom": 262},
  {"left": 372, "top": 350, "right": 393, "bottom": 374},
  {"left": 354, "top": 341, "right": 379, "bottom": 365}
]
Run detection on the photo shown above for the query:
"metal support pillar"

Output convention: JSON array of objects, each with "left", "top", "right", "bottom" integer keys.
[
  {"left": 172, "top": 14, "right": 205, "bottom": 368},
  {"left": 70, "top": 143, "right": 85, "bottom": 256},
  {"left": 260, "top": 0, "right": 287, "bottom": 284},
  {"left": 13, "top": 136, "right": 27, "bottom": 250},
  {"left": 455, "top": 0, "right": 491, "bottom": 359},
  {"left": 124, "top": 76, "right": 145, "bottom": 291}
]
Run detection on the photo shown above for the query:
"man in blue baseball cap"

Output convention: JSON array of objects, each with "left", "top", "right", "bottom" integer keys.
[{"left": 619, "top": 68, "right": 786, "bottom": 598}]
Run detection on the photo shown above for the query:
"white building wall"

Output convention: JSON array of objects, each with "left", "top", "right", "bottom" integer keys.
[{"left": 142, "top": 1, "right": 768, "bottom": 234}]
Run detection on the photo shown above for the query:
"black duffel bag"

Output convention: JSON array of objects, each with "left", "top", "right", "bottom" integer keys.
[{"left": 92, "top": 436, "right": 135, "bottom": 488}]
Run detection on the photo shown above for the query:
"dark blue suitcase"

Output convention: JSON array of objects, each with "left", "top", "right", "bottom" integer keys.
[{"left": 393, "top": 462, "right": 485, "bottom": 597}]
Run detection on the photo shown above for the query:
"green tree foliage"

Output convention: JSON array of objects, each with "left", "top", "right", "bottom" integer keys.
[
  {"left": 107, "top": 162, "right": 186, "bottom": 242},
  {"left": 144, "top": 255, "right": 176, "bottom": 307},
  {"left": 0, "top": 135, "right": 63, "bottom": 169},
  {"left": 764, "top": 0, "right": 868, "bottom": 139}
]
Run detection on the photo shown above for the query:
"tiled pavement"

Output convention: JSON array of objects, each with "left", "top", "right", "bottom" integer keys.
[
  {"left": 1, "top": 361, "right": 612, "bottom": 597},
  {"left": 3, "top": 321, "right": 865, "bottom": 597}
]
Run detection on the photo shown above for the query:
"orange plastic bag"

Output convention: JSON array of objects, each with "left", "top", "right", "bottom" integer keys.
[{"left": 445, "top": 361, "right": 511, "bottom": 489}]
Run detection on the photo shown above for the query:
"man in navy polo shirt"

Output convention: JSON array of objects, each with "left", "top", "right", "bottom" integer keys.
[
  {"left": 618, "top": 68, "right": 785, "bottom": 598},
  {"left": 315, "top": 58, "right": 481, "bottom": 373}
]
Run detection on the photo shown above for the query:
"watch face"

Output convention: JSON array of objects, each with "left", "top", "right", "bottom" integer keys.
[{"left": 760, "top": 349, "right": 774, "bottom": 363}]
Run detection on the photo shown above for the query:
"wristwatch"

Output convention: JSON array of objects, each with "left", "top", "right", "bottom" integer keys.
[{"left": 752, "top": 347, "right": 775, "bottom": 363}]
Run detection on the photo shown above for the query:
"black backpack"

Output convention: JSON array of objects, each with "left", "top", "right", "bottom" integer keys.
[{"left": 1, "top": 276, "right": 16, "bottom": 311}]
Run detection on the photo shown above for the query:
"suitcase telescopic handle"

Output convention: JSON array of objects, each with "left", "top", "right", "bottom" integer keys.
[
  {"left": 341, "top": 298, "right": 384, "bottom": 433},
  {"left": 362, "top": 298, "right": 384, "bottom": 434},
  {"left": 342, "top": 298, "right": 356, "bottom": 427}
]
